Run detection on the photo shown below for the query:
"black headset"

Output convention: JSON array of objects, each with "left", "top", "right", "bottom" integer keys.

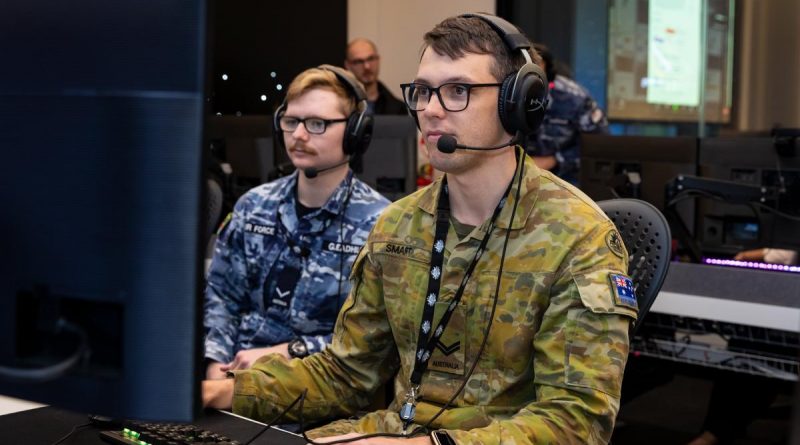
[
  {"left": 459, "top": 13, "right": 549, "bottom": 136},
  {"left": 273, "top": 64, "right": 374, "bottom": 159}
]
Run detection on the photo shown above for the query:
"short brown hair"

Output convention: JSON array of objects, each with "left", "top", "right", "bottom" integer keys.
[
  {"left": 422, "top": 15, "right": 543, "bottom": 82},
  {"left": 284, "top": 67, "right": 362, "bottom": 115}
]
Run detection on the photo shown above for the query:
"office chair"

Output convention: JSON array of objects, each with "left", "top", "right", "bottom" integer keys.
[{"left": 597, "top": 199, "right": 671, "bottom": 334}]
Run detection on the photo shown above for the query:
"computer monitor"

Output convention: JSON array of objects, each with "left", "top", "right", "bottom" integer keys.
[
  {"left": 695, "top": 136, "right": 800, "bottom": 254},
  {"left": 205, "top": 115, "right": 276, "bottom": 198},
  {"left": 0, "top": 0, "right": 207, "bottom": 421},
  {"left": 359, "top": 115, "right": 418, "bottom": 202},
  {"left": 580, "top": 134, "right": 698, "bottom": 214}
]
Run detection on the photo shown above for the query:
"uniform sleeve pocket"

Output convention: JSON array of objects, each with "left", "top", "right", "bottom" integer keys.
[{"left": 564, "top": 268, "right": 637, "bottom": 397}]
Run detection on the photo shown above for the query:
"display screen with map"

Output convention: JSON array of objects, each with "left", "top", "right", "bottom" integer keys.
[{"left": 607, "top": 0, "right": 734, "bottom": 123}]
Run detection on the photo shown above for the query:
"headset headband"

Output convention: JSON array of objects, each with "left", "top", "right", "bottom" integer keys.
[
  {"left": 459, "top": 13, "right": 533, "bottom": 64},
  {"left": 317, "top": 64, "right": 368, "bottom": 105}
]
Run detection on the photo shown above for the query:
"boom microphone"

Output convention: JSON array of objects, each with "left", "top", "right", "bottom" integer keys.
[
  {"left": 303, "top": 158, "right": 350, "bottom": 179},
  {"left": 436, "top": 134, "right": 518, "bottom": 154}
]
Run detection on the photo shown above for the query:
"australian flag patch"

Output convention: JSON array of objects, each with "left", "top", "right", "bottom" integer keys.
[{"left": 609, "top": 273, "right": 637, "bottom": 310}]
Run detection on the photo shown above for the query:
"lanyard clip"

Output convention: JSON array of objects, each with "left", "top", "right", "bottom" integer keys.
[{"left": 399, "top": 385, "right": 420, "bottom": 435}]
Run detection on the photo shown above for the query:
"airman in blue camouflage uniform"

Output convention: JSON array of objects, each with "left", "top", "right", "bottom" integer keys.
[
  {"left": 527, "top": 44, "right": 608, "bottom": 186},
  {"left": 204, "top": 15, "right": 635, "bottom": 445},
  {"left": 204, "top": 66, "right": 390, "bottom": 379}
]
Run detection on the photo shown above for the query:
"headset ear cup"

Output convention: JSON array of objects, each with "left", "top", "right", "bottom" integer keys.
[
  {"left": 497, "top": 74, "right": 517, "bottom": 134},
  {"left": 454, "top": 13, "right": 549, "bottom": 136},
  {"left": 358, "top": 113, "right": 374, "bottom": 156},
  {"left": 498, "top": 65, "right": 549, "bottom": 135},
  {"left": 343, "top": 113, "right": 358, "bottom": 156},
  {"left": 343, "top": 111, "right": 373, "bottom": 157},
  {"left": 315, "top": 64, "right": 373, "bottom": 157},
  {"left": 520, "top": 65, "right": 548, "bottom": 133}
]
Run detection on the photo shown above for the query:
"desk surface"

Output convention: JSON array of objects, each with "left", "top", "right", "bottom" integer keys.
[
  {"left": 0, "top": 394, "right": 44, "bottom": 416},
  {"left": 0, "top": 406, "right": 306, "bottom": 445}
]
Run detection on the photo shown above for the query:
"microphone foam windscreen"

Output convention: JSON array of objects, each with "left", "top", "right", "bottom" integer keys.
[{"left": 437, "top": 135, "right": 457, "bottom": 154}]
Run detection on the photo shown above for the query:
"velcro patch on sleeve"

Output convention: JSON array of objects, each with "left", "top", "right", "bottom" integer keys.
[{"left": 609, "top": 273, "right": 637, "bottom": 310}]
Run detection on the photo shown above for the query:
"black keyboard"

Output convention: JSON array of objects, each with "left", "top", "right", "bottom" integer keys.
[{"left": 100, "top": 421, "right": 242, "bottom": 445}]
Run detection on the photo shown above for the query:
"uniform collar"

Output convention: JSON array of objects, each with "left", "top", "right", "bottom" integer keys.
[
  {"left": 417, "top": 147, "right": 540, "bottom": 231},
  {"left": 279, "top": 169, "right": 354, "bottom": 218}
]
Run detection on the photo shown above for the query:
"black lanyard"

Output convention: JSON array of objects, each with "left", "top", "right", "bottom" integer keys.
[
  {"left": 399, "top": 175, "right": 513, "bottom": 432},
  {"left": 409, "top": 175, "right": 513, "bottom": 385}
]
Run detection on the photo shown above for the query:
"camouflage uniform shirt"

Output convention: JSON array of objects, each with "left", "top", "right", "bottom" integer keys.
[
  {"left": 204, "top": 170, "right": 390, "bottom": 364},
  {"left": 527, "top": 74, "right": 609, "bottom": 185},
  {"left": 231, "top": 150, "right": 637, "bottom": 445}
]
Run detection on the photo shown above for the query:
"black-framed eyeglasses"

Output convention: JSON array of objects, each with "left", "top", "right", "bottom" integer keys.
[
  {"left": 400, "top": 82, "right": 502, "bottom": 112},
  {"left": 278, "top": 116, "right": 348, "bottom": 135},
  {"left": 347, "top": 54, "right": 379, "bottom": 67}
]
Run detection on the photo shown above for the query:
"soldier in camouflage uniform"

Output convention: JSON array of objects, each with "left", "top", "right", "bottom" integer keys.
[
  {"left": 527, "top": 43, "right": 609, "bottom": 186},
  {"left": 204, "top": 14, "right": 636, "bottom": 445},
  {"left": 203, "top": 67, "right": 390, "bottom": 379}
]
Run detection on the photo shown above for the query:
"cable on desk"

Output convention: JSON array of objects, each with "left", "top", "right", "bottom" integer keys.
[
  {"left": 51, "top": 421, "right": 91, "bottom": 445},
  {"left": 244, "top": 390, "right": 307, "bottom": 445}
]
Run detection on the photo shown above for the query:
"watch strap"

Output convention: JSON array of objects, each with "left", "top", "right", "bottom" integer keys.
[
  {"left": 288, "top": 338, "right": 308, "bottom": 358},
  {"left": 431, "top": 430, "right": 456, "bottom": 445}
]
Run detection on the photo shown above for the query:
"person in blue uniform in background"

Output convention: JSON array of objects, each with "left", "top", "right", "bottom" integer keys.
[
  {"left": 204, "top": 66, "right": 390, "bottom": 379},
  {"left": 527, "top": 43, "right": 608, "bottom": 186}
]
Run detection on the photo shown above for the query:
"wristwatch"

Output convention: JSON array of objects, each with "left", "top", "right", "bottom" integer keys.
[
  {"left": 430, "top": 430, "right": 456, "bottom": 445},
  {"left": 287, "top": 338, "right": 309, "bottom": 358}
]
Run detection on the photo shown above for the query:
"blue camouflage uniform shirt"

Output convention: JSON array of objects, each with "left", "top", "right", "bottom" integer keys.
[
  {"left": 527, "top": 74, "right": 609, "bottom": 185},
  {"left": 204, "top": 170, "right": 390, "bottom": 364}
]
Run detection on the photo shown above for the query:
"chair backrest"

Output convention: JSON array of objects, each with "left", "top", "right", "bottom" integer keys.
[{"left": 596, "top": 199, "right": 671, "bottom": 334}]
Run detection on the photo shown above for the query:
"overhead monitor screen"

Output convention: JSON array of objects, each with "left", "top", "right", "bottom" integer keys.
[{"left": 607, "top": 0, "right": 734, "bottom": 123}]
